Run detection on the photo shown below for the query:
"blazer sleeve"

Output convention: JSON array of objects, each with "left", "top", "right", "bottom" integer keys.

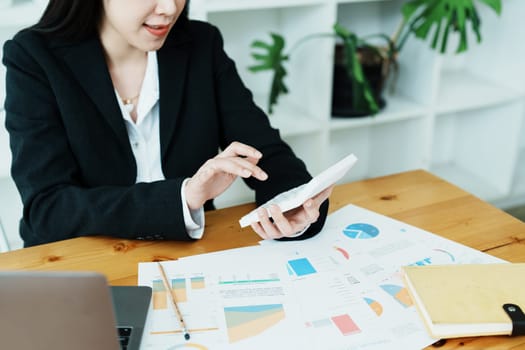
[
  {"left": 209, "top": 25, "right": 329, "bottom": 240},
  {"left": 3, "top": 37, "right": 192, "bottom": 246}
]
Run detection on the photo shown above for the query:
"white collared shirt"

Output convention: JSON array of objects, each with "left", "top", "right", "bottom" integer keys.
[{"left": 114, "top": 51, "right": 204, "bottom": 239}]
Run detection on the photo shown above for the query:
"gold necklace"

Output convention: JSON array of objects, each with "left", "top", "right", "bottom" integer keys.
[{"left": 122, "top": 94, "right": 139, "bottom": 105}]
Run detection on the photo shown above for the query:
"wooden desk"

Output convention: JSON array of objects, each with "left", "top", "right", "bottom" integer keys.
[{"left": 0, "top": 170, "right": 524, "bottom": 349}]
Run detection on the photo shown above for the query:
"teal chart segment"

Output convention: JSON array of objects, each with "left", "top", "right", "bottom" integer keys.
[{"left": 342, "top": 223, "right": 379, "bottom": 239}]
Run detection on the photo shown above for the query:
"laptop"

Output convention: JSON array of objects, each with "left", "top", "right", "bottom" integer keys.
[{"left": 0, "top": 271, "right": 151, "bottom": 350}]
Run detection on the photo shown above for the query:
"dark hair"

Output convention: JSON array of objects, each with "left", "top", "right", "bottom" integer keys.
[{"left": 30, "top": 0, "right": 189, "bottom": 41}]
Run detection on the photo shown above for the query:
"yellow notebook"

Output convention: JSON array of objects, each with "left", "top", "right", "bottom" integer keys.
[{"left": 402, "top": 263, "right": 525, "bottom": 339}]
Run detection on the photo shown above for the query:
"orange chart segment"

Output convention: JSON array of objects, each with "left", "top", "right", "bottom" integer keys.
[
  {"left": 191, "top": 276, "right": 205, "bottom": 289},
  {"left": 152, "top": 278, "right": 188, "bottom": 310},
  {"left": 364, "top": 297, "right": 383, "bottom": 316},
  {"left": 171, "top": 278, "right": 187, "bottom": 302},
  {"left": 224, "top": 304, "right": 285, "bottom": 343},
  {"left": 380, "top": 284, "right": 413, "bottom": 308},
  {"left": 152, "top": 280, "right": 167, "bottom": 310}
]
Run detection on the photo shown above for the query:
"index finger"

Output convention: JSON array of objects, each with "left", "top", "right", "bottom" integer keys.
[{"left": 218, "top": 141, "right": 262, "bottom": 160}]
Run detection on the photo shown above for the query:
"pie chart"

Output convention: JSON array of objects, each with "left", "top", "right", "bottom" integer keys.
[{"left": 342, "top": 223, "right": 379, "bottom": 239}]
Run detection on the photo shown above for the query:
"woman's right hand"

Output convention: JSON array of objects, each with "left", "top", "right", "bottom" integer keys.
[{"left": 184, "top": 142, "right": 268, "bottom": 210}]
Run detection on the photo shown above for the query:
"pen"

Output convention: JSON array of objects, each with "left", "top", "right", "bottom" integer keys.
[{"left": 157, "top": 262, "right": 191, "bottom": 341}]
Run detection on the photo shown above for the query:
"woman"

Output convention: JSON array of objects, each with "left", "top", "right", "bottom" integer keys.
[{"left": 2, "top": 0, "right": 330, "bottom": 247}]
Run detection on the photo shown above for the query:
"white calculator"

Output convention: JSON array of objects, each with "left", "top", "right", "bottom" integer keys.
[{"left": 238, "top": 153, "right": 358, "bottom": 227}]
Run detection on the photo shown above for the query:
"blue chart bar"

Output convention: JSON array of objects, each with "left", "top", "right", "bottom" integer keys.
[{"left": 288, "top": 258, "right": 317, "bottom": 276}]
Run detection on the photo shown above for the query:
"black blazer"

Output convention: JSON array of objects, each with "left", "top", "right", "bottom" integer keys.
[{"left": 3, "top": 20, "right": 328, "bottom": 247}]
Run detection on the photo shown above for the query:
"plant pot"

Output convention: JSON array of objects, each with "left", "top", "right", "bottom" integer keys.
[{"left": 331, "top": 44, "right": 389, "bottom": 118}]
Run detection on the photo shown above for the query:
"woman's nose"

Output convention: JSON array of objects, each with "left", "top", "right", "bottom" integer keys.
[{"left": 155, "top": 0, "right": 177, "bottom": 16}]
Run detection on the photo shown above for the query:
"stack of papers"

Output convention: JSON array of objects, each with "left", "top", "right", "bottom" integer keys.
[{"left": 138, "top": 204, "right": 504, "bottom": 349}]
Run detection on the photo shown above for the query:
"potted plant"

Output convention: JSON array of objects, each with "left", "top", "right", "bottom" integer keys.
[
  {"left": 249, "top": 0, "right": 502, "bottom": 117},
  {"left": 330, "top": 25, "right": 395, "bottom": 117}
]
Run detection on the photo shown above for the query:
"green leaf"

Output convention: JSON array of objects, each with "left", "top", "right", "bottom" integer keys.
[
  {"left": 333, "top": 23, "right": 351, "bottom": 39},
  {"left": 469, "top": 6, "right": 482, "bottom": 43},
  {"left": 248, "top": 33, "right": 289, "bottom": 114},
  {"left": 248, "top": 65, "right": 272, "bottom": 73},
  {"left": 335, "top": 25, "right": 379, "bottom": 115},
  {"left": 251, "top": 53, "right": 269, "bottom": 61},
  {"left": 401, "top": 0, "right": 426, "bottom": 21},
  {"left": 251, "top": 41, "right": 271, "bottom": 50},
  {"left": 403, "top": 0, "right": 502, "bottom": 53},
  {"left": 478, "top": 0, "right": 502, "bottom": 14}
]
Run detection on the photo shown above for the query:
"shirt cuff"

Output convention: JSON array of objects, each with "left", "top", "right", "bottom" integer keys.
[{"left": 181, "top": 178, "right": 205, "bottom": 239}]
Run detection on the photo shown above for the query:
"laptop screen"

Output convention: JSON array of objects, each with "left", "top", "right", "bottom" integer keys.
[{"left": 0, "top": 271, "right": 151, "bottom": 350}]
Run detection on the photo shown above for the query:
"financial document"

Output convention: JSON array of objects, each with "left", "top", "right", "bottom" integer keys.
[{"left": 138, "top": 204, "right": 503, "bottom": 349}]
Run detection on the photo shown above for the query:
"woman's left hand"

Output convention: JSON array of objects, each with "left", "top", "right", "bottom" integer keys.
[{"left": 250, "top": 185, "right": 333, "bottom": 240}]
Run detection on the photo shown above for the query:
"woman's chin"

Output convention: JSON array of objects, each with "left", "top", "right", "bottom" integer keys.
[{"left": 135, "top": 39, "right": 167, "bottom": 52}]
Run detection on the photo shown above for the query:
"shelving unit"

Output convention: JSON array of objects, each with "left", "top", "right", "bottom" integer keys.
[
  {"left": 195, "top": 0, "right": 525, "bottom": 209},
  {"left": 436, "top": 72, "right": 523, "bottom": 115},
  {"left": 1, "top": 0, "right": 523, "bottom": 214}
]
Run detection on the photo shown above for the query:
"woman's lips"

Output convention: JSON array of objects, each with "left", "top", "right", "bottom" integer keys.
[{"left": 144, "top": 24, "right": 170, "bottom": 37}]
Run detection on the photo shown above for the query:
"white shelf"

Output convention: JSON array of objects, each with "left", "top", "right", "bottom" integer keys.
[
  {"left": 253, "top": 95, "right": 324, "bottom": 138},
  {"left": 491, "top": 147, "right": 525, "bottom": 209},
  {"left": 431, "top": 163, "right": 507, "bottom": 202},
  {"left": 203, "top": 0, "right": 325, "bottom": 13},
  {"left": 0, "top": 1, "right": 44, "bottom": 29},
  {"left": 436, "top": 71, "right": 524, "bottom": 114},
  {"left": 330, "top": 94, "right": 427, "bottom": 130},
  {"left": 511, "top": 149, "right": 525, "bottom": 198}
]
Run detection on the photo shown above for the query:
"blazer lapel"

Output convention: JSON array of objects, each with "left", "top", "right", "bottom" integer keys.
[
  {"left": 56, "top": 22, "right": 192, "bottom": 162},
  {"left": 58, "top": 37, "right": 130, "bottom": 149},
  {"left": 157, "top": 35, "right": 190, "bottom": 162}
]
